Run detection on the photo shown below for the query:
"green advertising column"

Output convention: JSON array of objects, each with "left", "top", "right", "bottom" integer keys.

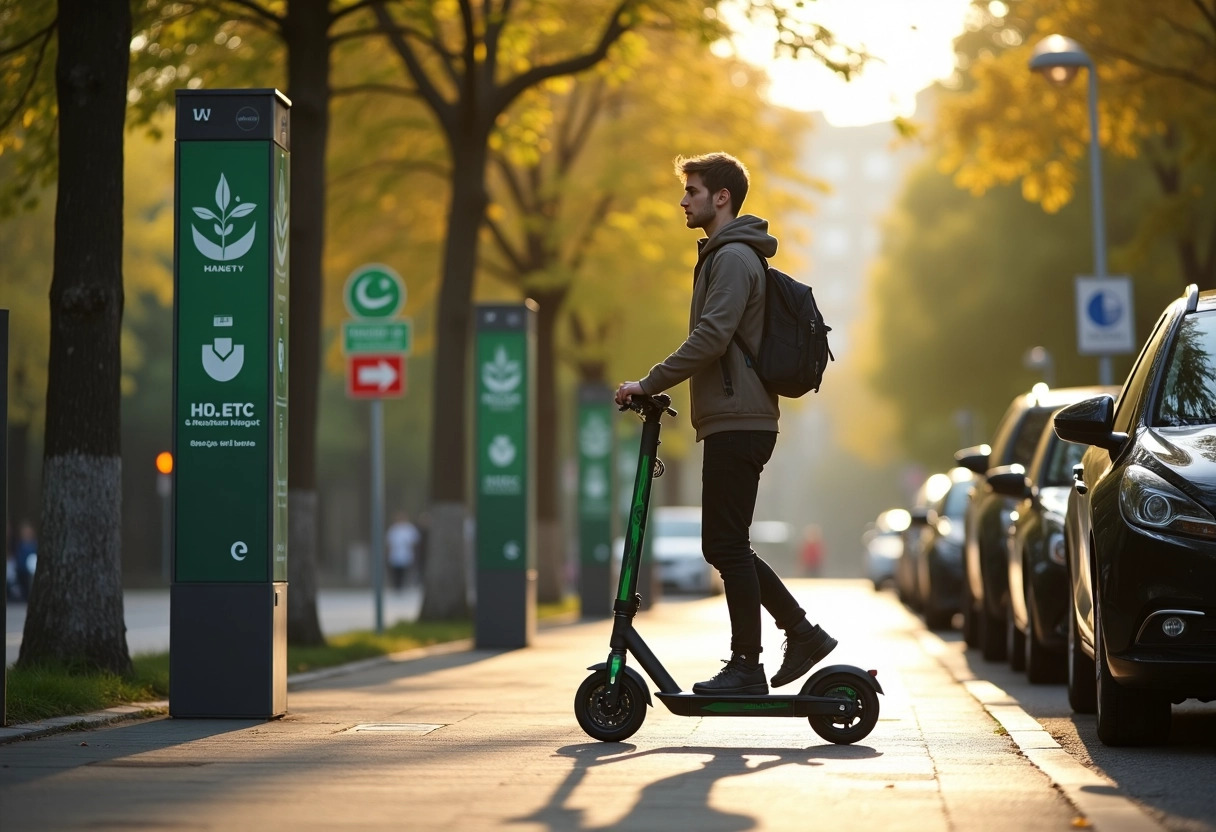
[
  {"left": 474, "top": 303, "right": 537, "bottom": 648},
  {"left": 170, "top": 89, "right": 290, "bottom": 718},
  {"left": 577, "top": 384, "right": 615, "bottom": 619}
]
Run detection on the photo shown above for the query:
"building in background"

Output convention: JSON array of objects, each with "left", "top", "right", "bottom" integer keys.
[{"left": 757, "top": 94, "right": 933, "bottom": 578}]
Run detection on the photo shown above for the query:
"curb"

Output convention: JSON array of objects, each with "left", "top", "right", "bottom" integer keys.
[
  {"left": 917, "top": 630, "right": 1167, "bottom": 832},
  {"left": 0, "top": 701, "right": 170, "bottom": 745}
]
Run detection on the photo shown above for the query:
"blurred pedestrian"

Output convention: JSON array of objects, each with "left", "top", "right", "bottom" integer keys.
[
  {"left": 14, "top": 519, "right": 37, "bottom": 602},
  {"left": 800, "top": 524, "right": 824, "bottom": 578},
  {"left": 614, "top": 152, "right": 836, "bottom": 695},
  {"left": 386, "top": 510, "right": 420, "bottom": 591}
]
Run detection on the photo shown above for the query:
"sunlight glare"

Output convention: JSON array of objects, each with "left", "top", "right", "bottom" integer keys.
[{"left": 719, "top": 0, "right": 974, "bottom": 126}]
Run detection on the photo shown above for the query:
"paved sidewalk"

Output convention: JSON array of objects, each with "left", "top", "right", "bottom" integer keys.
[{"left": 0, "top": 581, "right": 1154, "bottom": 831}]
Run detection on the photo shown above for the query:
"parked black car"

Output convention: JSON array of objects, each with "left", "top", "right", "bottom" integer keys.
[
  {"left": 863, "top": 509, "right": 907, "bottom": 591},
  {"left": 989, "top": 391, "right": 1115, "bottom": 682},
  {"left": 896, "top": 480, "right": 936, "bottom": 611},
  {"left": 915, "top": 468, "right": 973, "bottom": 630},
  {"left": 1055, "top": 285, "right": 1216, "bottom": 746},
  {"left": 956, "top": 385, "right": 1111, "bottom": 661}
]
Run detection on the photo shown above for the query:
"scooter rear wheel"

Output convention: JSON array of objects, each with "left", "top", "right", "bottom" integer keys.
[
  {"left": 575, "top": 670, "right": 647, "bottom": 742},
  {"left": 805, "top": 673, "right": 880, "bottom": 745}
]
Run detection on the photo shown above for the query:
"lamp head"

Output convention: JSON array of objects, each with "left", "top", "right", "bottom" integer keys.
[{"left": 1029, "top": 34, "right": 1092, "bottom": 87}]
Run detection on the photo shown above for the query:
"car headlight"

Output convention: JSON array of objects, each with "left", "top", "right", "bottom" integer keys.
[
  {"left": 1047, "top": 532, "right": 1066, "bottom": 566},
  {"left": 1119, "top": 465, "right": 1216, "bottom": 539}
]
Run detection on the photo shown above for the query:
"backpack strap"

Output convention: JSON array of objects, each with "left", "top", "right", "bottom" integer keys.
[{"left": 706, "top": 244, "right": 765, "bottom": 397}]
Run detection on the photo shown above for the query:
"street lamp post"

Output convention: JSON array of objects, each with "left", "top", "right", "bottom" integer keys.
[{"left": 1029, "top": 35, "right": 1113, "bottom": 385}]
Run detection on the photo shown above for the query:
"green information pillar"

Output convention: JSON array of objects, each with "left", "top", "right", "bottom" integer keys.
[
  {"left": 170, "top": 89, "right": 290, "bottom": 718},
  {"left": 577, "top": 384, "right": 615, "bottom": 619},
  {"left": 474, "top": 303, "right": 537, "bottom": 648}
]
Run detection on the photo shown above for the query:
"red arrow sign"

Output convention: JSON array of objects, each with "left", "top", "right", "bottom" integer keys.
[{"left": 347, "top": 354, "right": 404, "bottom": 398}]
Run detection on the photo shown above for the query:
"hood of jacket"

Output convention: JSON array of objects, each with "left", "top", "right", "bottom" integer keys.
[{"left": 697, "top": 214, "right": 778, "bottom": 268}]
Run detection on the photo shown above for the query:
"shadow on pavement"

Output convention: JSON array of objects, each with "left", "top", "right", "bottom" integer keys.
[
  {"left": 0, "top": 718, "right": 253, "bottom": 788},
  {"left": 287, "top": 645, "right": 513, "bottom": 692},
  {"left": 515, "top": 741, "right": 881, "bottom": 831}
]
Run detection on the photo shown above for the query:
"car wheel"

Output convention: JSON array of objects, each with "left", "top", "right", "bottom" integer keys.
[
  {"left": 1067, "top": 588, "right": 1097, "bottom": 713},
  {"left": 924, "top": 601, "right": 954, "bottom": 631},
  {"left": 1093, "top": 592, "right": 1172, "bottom": 746},
  {"left": 1006, "top": 597, "right": 1026, "bottom": 672},
  {"left": 1024, "top": 582, "right": 1064, "bottom": 684},
  {"left": 961, "top": 579, "right": 979, "bottom": 648},
  {"left": 980, "top": 601, "right": 1006, "bottom": 662}
]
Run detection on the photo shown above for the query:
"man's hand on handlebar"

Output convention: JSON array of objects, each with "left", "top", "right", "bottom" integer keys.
[{"left": 615, "top": 381, "right": 644, "bottom": 407}]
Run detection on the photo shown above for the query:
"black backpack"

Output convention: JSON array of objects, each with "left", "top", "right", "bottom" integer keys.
[{"left": 710, "top": 247, "right": 834, "bottom": 398}]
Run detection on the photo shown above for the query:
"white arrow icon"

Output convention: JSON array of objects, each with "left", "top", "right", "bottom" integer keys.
[{"left": 356, "top": 359, "right": 398, "bottom": 390}]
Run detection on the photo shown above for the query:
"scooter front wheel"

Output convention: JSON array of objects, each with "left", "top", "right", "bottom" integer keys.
[
  {"left": 574, "top": 670, "right": 647, "bottom": 742},
  {"left": 805, "top": 673, "right": 880, "bottom": 745}
]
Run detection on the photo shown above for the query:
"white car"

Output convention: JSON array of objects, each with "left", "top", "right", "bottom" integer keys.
[
  {"left": 613, "top": 506, "right": 724, "bottom": 596},
  {"left": 650, "top": 506, "right": 723, "bottom": 596}
]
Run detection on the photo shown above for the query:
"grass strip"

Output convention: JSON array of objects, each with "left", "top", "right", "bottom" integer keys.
[{"left": 5, "top": 595, "right": 580, "bottom": 726}]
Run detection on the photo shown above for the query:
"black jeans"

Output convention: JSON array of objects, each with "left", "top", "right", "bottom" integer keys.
[{"left": 701, "top": 430, "right": 805, "bottom": 659}]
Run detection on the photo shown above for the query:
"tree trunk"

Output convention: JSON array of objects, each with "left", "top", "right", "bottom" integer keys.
[
  {"left": 282, "top": 0, "right": 330, "bottom": 645},
  {"left": 532, "top": 286, "right": 569, "bottom": 603},
  {"left": 19, "top": 0, "right": 132, "bottom": 673},
  {"left": 419, "top": 140, "right": 488, "bottom": 621}
]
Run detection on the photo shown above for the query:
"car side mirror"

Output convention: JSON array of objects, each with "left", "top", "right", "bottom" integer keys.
[
  {"left": 1054, "top": 395, "right": 1127, "bottom": 453},
  {"left": 987, "top": 464, "right": 1031, "bottom": 499},
  {"left": 955, "top": 444, "right": 992, "bottom": 475}
]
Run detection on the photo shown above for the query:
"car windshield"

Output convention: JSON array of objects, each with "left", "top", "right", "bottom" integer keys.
[
  {"left": 655, "top": 519, "right": 700, "bottom": 538},
  {"left": 1010, "top": 409, "right": 1053, "bottom": 466},
  {"left": 941, "top": 482, "right": 971, "bottom": 519},
  {"left": 1042, "top": 436, "right": 1085, "bottom": 487},
  {"left": 1155, "top": 311, "right": 1216, "bottom": 427}
]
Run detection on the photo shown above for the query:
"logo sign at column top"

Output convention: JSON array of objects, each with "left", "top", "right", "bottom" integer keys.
[{"left": 344, "top": 264, "right": 405, "bottom": 319}]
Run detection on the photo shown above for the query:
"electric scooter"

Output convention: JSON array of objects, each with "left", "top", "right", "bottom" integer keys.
[{"left": 574, "top": 393, "right": 883, "bottom": 745}]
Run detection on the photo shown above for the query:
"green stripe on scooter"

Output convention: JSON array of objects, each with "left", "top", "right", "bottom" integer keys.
[{"left": 701, "top": 701, "right": 791, "bottom": 713}]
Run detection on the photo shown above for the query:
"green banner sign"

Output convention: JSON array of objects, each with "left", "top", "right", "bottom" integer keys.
[
  {"left": 175, "top": 139, "right": 284, "bottom": 582},
  {"left": 475, "top": 308, "right": 532, "bottom": 572},
  {"left": 342, "top": 320, "right": 411, "bottom": 354},
  {"left": 577, "top": 387, "right": 615, "bottom": 568},
  {"left": 271, "top": 145, "right": 289, "bottom": 582}
]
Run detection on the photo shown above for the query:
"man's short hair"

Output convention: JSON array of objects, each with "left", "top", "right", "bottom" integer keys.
[{"left": 674, "top": 152, "right": 750, "bottom": 216}]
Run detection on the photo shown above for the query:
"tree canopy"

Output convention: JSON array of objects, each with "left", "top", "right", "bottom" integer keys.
[{"left": 936, "top": 0, "right": 1216, "bottom": 287}]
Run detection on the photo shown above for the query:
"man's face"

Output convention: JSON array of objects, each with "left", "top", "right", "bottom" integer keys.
[{"left": 680, "top": 172, "right": 719, "bottom": 230}]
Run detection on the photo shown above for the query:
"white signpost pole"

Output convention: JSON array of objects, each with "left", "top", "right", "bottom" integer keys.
[{"left": 343, "top": 264, "right": 407, "bottom": 635}]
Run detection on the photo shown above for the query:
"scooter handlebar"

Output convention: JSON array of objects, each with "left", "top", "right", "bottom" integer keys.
[{"left": 619, "top": 393, "right": 677, "bottom": 419}]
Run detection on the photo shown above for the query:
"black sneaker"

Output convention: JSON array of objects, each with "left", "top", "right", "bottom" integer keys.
[
  {"left": 771, "top": 626, "right": 837, "bottom": 687},
  {"left": 691, "top": 659, "right": 768, "bottom": 696}
]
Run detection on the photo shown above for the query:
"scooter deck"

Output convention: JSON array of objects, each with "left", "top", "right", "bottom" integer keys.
[{"left": 655, "top": 692, "right": 859, "bottom": 719}]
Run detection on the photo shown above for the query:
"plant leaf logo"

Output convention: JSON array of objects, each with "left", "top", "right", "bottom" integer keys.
[
  {"left": 488, "top": 435, "right": 517, "bottom": 468},
  {"left": 192, "top": 173, "right": 258, "bottom": 262},
  {"left": 579, "top": 414, "right": 612, "bottom": 458},
  {"left": 482, "top": 346, "right": 521, "bottom": 394},
  {"left": 583, "top": 465, "right": 609, "bottom": 500}
]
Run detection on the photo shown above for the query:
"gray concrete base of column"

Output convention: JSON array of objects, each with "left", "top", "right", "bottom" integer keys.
[
  {"left": 475, "top": 569, "right": 536, "bottom": 648},
  {"left": 170, "top": 582, "right": 287, "bottom": 718},
  {"left": 579, "top": 563, "right": 613, "bottom": 619}
]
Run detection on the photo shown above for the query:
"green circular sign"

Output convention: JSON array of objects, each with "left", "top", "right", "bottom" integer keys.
[{"left": 344, "top": 264, "right": 405, "bottom": 319}]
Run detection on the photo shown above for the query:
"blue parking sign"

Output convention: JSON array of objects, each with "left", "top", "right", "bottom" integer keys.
[{"left": 1075, "top": 276, "right": 1134, "bottom": 355}]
